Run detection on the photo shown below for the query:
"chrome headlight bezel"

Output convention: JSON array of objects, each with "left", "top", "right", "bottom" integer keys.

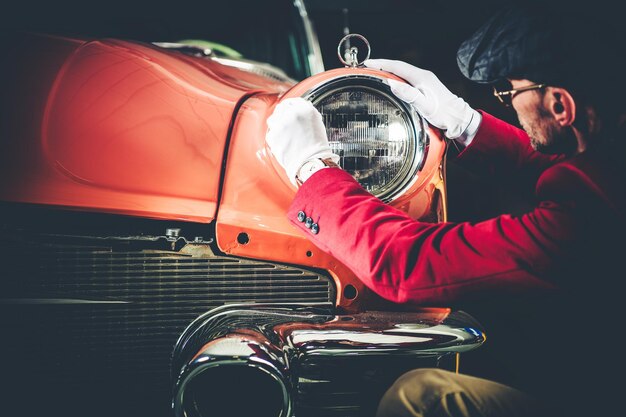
[{"left": 302, "top": 75, "right": 428, "bottom": 202}]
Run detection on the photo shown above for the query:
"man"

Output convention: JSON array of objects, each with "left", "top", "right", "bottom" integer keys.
[{"left": 266, "top": 7, "right": 624, "bottom": 417}]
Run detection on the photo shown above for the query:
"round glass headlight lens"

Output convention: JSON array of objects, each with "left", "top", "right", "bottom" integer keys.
[{"left": 305, "top": 76, "right": 427, "bottom": 202}]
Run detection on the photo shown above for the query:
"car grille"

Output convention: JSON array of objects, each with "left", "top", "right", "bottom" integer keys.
[
  {"left": 295, "top": 354, "right": 455, "bottom": 417},
  {"left": 1, "top": 230, "right": 335, "bottom": 417}
]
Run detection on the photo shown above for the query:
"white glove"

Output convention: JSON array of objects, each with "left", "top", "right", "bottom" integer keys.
[
  {"left": 266, "top": 98, "right": 340, "bottom": 186},
  {"left": 364, "top": 59, "right": 481, "bottom": 141}
]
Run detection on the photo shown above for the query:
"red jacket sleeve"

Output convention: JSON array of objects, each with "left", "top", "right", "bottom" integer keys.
[
  {"left": 288, "top": 167, "right": 579, "bottom": 305},
  {"left": 456, "top": 111, "right": 563, "bottom": 182}
]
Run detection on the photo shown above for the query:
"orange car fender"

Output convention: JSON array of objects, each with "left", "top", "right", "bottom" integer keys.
[{"left": 216, "top": 68, "right": 447, "bottom": 311}]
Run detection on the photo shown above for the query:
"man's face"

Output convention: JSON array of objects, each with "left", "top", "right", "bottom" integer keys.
[{"left": 510, "top": 79, "right": 577, "bottom": 155}]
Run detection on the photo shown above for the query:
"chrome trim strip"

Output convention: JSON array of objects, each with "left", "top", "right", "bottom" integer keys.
[
  {"left": 152, "top": 42, "right": 213, "bottom": 57},
  {"left": 153, "top": 41, "right": 296, "bottom": 83},
  {"left": 293, "top": 0, "right": 325, "bottom": 74},
  {"left": 211, "top": 57, "right": 297, "bottom": 83},
  {"left": 0, "top": 298, "right": 130, "bottom": 305},
  {"left": 300, "top": 73, "right": 387, "bottom": 99}
]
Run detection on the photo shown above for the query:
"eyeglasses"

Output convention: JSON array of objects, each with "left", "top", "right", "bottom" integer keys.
[{"left": 493, "top": 83, "right": 546, "bottom": 107}]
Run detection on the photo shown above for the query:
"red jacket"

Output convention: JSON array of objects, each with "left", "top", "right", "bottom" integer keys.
[
  {"left": 288, "top": 111, "right": 625, "bottom": 414},
  {"left": 288, "top": 112, "right": 625, "bottom": 305}
]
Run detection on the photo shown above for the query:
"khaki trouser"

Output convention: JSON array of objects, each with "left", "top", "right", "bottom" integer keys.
[{"left": 376, "top": 369, "right": 547, "bottom": 417}]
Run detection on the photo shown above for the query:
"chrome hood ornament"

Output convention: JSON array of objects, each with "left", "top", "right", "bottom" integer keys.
[{"left": 337, "top": 33, "right": 371, "bottom": 67}]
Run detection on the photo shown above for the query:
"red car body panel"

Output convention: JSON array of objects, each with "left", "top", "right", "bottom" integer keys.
[
  {"left": 0, "top": 33, "right": 291, "bottom": 223},
  {"left": 1, "top": 33, "right": 447, "bottom": 310}
]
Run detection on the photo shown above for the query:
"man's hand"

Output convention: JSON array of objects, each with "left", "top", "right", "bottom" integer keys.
[
  {"left": 266, "top": 98, "right": 340, "bottom": 186},
  {"left": 364, "top": 59, "right": 480, "bottom": 141}
]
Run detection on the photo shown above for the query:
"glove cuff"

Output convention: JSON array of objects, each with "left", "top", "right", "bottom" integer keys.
[
  {"left": 443, "top": 97, "right": 477, "bottom": 139},
  {"left": 454, "top": 110, "right": 482, "bottom": 147}
]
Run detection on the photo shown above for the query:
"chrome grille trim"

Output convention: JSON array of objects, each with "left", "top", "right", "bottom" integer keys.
[{"left": 1, "top": 227, "right": 335, "bottom": 417}]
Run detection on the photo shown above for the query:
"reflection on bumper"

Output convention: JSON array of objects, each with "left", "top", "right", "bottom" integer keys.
[{"left": 172, "top": 303, "right": 485, "bottom": 417}]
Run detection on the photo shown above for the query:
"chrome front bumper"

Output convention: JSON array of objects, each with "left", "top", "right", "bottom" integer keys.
[{"left": 171, "top": 303, "right": 485, "bottom": 417}]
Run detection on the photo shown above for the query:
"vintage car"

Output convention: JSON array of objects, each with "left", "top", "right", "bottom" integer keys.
[{"left": 0, "top": 2, "right": 485, "bottom": 417}]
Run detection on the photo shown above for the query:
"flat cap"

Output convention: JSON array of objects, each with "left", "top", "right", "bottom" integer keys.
[{"left": 456, "top": 7, "right": 619, "bottom": 87}]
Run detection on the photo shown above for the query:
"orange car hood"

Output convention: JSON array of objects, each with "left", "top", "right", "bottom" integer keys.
[{"left": 0, "top": 33, "right": 292, "bottom": 222}]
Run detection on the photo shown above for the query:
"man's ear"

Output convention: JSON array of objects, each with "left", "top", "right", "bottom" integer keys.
[{"left": 547, "top": 87, "right": 576, "bottom": 126}]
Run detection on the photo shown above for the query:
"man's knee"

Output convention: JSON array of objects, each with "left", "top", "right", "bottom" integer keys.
[
  {"left": 376, "top": 368, "right": 540, "bottom": 417},
  {"left": 376, "top": 369, "right": 459, "bottom": 417}
]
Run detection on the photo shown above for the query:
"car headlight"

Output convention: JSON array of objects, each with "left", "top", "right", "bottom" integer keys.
[{"left": 304, "top": 75, "right": 428, "bottom": 202}]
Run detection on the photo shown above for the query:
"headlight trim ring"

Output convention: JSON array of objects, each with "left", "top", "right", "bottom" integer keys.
[{"left": 302, "top": 75, "right": 429, "bottom": 202}]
